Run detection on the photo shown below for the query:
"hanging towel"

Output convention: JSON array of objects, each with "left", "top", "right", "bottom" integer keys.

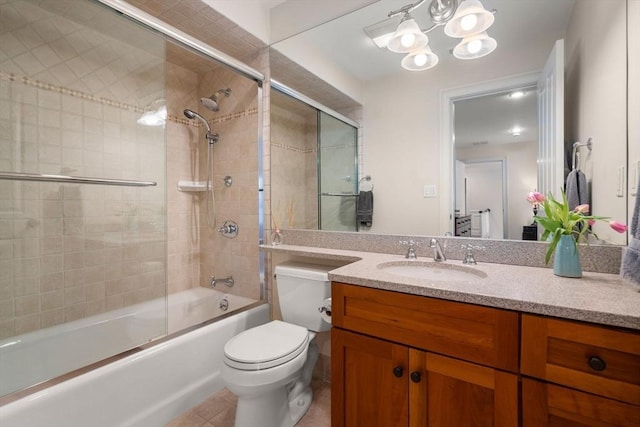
[
  {"left": 356, "top": 191, "right": 373, "bottom": 227},
  {"left": 621, "top": 175, "right": 640, "bottom": 288},
  {"left": 565, "top": 169, "right": 588, "bottom": 210}
]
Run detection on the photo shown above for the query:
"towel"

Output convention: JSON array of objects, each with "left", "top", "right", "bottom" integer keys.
[
  {"left": 565, "top": 169, "right": 588, "bottom": 210},
  {"left": 356, "top": 191, "right": 373, "bottom": 227},
  {"left": 621, "top": 175, "right": 640, "bottom": 288}
]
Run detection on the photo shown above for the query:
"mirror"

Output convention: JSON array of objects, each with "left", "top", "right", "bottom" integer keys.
[{"left": 270, "top": 0, "right": 629, "bottom": 245}]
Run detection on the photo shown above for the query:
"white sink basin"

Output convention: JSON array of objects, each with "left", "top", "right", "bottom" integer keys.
[{"left": 377, "top": 261, "right": 487, "bottom": 282}]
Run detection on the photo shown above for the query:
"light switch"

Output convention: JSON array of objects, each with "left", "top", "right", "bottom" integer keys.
[{"left": 423, "top": 184, "right": 437, "bottom": 198}]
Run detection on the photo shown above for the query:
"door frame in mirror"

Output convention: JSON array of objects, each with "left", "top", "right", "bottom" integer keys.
[{"left": 439, "top": 71, "right": 541, "bottom": 235}]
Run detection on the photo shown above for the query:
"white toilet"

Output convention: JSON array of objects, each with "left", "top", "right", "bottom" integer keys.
[{"left": 221, "top": 261, "right": 334, "bottom": 427}]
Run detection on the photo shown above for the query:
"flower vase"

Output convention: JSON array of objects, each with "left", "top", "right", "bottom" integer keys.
[
  {"left": 553, "top": 235, "right": 582, "bottom": 278},
  {"left": 271, "top": 228, "right": 283, "bottom": 246}
]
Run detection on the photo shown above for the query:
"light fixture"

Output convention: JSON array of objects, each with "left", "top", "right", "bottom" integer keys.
[
  {"left": 401, "top": 44, "right": 439, "bottom": 70},
  {"left": 387, "top": 14, "right": 429, "bottom": 53},
  {"left": 444, "top": 0, "right": 495, "bottom": 38},
  {"left": 137, "top": 99, "right": 167, "bottom": 127},
  {"left": 452, "top": 31, "right": 497, "bottom": 59},
  {"left": 510, "top": 126, "right": 523, "bottom": 137},
  {"left": 509, "top": 91, "right": 526, "bottom": 99},
  {"left": 364, "top": 0, "right": 497, "bottom": 71}
]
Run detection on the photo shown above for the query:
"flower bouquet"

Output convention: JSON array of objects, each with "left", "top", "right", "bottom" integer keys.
[{"left": 527, "top": 190, "right": 627, "bottom": 275}]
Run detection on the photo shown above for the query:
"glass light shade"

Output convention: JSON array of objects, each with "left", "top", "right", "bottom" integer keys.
[
  {"left": 401, "top": 45, "right": 439, "bottom": 71},
  {"left": 452, "top": 32, "right": 497, "bottom": 59},
  {"left": 387, "top": 17, "right": 428, "bottom": 53},
  {"left": 444, "top": 0, "right": 494, "bottom": 38}
]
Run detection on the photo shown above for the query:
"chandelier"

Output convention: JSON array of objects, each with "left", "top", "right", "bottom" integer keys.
[{"left": 365, "top": 0, "right": 497, "bottom": 71}]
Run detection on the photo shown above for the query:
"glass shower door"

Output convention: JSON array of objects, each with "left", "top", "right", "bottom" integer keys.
[{"left": 318, "top": 112, "right": 358, "bottom": 231}]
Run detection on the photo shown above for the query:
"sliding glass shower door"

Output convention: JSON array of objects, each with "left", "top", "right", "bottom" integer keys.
[{"left": 318, "top": 112, "right": 358, "bottom": 231}]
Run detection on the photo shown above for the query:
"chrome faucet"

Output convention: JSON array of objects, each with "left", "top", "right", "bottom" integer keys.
[
  {"left": 210, "top": 275, "right": 234, "bottom": 287},
  {"left": 429, "top": 238, "right": 446, "bottom": 262}
]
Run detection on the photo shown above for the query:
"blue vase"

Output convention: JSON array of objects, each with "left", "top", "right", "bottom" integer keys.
[{"left": 553, "top": 235, "right": 582, "bottom": 278}]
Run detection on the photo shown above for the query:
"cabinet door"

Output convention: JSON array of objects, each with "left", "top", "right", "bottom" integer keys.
[
  {"left": 410, "top": 350, "right": 518, "bottom": 427},
  {"left": 332, "top": 328, "right": 409, "bottom": 427},
  {"left": 522, "top": 378, "right": 640, "bottom": 426}
]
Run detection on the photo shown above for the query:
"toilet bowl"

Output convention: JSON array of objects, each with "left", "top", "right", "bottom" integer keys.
[{"left": 221, "top": 262, "right": 333, "bottom": 427}]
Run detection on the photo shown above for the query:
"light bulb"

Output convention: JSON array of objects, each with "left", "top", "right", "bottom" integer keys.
[
  {"left": 413, "top": 53, "right": 428, "bottom": 67},
  {"left": 401, "top": 33, "right": 415, "bottom": 48},
  {"left": 509, "top": 91, "right": 525, "bottom": 99},
  {"left": 460, "top": 14, "right": 478, "bottom": 31},
  {"left": 467, "top": 39, "right": 482, "bottom": 54}
]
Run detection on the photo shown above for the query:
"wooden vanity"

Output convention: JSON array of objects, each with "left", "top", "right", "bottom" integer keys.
[{"left": 331, "top": 282, "right": 640, "bottom": 426}]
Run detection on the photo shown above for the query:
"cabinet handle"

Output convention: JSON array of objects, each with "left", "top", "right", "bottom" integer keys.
[
  {"left": 393, "top": 366, "right": 404, "bottom": 378},
  {"left": 410, "top": 371, "right": 422, "bottom": 383},
  {"left": 588, "top": 356, "right": 607, "bottom": 371}
]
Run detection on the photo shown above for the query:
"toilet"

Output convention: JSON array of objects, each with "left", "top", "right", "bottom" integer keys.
[{"left": 221, "top": 261, "right": 334, "bottom": 427}]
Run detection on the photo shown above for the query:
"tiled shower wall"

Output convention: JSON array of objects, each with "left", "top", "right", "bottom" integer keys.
[
  {"left": 271, "top": 98, "right": 318, "bottom": 231},
  {"left": 0, "top": 0, "right": 167, "bottom": 338}
]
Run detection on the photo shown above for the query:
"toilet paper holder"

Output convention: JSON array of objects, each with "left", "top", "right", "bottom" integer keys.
[{"left": 318, "top": 298, "right": 332, "bottom": 323}]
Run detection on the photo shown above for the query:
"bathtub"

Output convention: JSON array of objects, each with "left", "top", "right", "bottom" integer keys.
[{"left": 0, "top": 289, "right": 268, "bottom": 427}]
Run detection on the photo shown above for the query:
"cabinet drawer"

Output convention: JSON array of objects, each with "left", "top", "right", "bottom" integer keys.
[
  {"left": 523, "top": 378, "right": 640, "bottom": 426},
  {"left": 521, "top": 314, "right": 640, "bottom": 405},
  {"left": 332, "top": 282, "right": 519, "bottom": 372}
]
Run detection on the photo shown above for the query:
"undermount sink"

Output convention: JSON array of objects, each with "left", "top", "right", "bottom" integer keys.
[{"left": 377, "top": 260, "right": 487, "bottom": 282}]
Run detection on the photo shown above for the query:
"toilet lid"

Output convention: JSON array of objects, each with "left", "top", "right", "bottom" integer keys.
[{"left": 224, "top": 320, "right": 309, "bottom": 370}]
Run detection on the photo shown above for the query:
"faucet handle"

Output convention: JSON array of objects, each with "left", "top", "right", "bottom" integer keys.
[
  {"left": 461, "top": 244, "right": 485, "bottom": 264},
  {"left": 400, "top": 240, "right": 419, "bottom": 259}
]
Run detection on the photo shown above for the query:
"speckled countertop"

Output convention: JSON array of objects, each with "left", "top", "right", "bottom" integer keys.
[{"left": 262, "top": 244, "right": 640, "bottom": 331}]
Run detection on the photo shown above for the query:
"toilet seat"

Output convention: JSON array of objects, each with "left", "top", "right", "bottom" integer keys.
[{"left": 224, "top": 320, "right": 309, "bottom": 371}]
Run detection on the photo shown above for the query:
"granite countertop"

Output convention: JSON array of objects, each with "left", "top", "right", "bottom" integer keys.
[{"left": 262, "top": 244, "right": 640, "bottom": 331}]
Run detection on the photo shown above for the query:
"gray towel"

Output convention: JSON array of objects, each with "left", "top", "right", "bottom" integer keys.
[
  {"left": 565, "top": 169, "right": 587, "bottom": 210},
  {"left": 621, "top": 175, "right": 640, "bottom": 288},
  {"left": 356, "top": 191, "right": 373, "bottom": 227}
]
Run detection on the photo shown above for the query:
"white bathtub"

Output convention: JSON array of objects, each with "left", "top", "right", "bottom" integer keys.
[{"left": 0, "top": 289, "right": 268, "bottom": 427}]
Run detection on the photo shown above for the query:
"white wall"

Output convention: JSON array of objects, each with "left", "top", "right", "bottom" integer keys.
[
  {"left": 363, "top": 44, "right": 552, "bottom": 235},
  {"left": 565, "top": 0, "right": 627, "bottom": 244}
]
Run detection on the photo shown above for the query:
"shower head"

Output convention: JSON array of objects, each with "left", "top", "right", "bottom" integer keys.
[
  {"left": 183, "top": 109, "right": 211, "bottom": 133},
  {"left": 183, "top": 109, "right": 218, "bottom": 144},
  {"left": 200, "top": 88, "right": 231, "bottom": 112}
]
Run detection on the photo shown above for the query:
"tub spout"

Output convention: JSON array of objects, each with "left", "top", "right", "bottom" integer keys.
[{"left": 210, "top": 275, "right": 234, "bottom": 288}]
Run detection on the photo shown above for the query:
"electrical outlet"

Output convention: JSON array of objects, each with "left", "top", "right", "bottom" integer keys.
[{"left": 616, "top": 165, "right": 625, "bottom": 197}]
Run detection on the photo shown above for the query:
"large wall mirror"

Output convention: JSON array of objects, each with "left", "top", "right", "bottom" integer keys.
[{"left": 270, "top": 0, "right": 632, "bottom": 246}]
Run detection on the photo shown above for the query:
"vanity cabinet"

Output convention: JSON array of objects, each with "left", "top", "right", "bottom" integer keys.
[
  {"left": 331, "top": 282, "right": 519, "bottom": 427},
  {"left": 521, "top": 314, "right": 640, "bottom": 426},
  {"left": 331, "top": 282, "right": 640, "bottom": 427}
]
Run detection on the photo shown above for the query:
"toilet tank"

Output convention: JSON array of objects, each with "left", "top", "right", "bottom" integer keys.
[{"left": 274, "top": 261, "right": 334, "bottom": 332}]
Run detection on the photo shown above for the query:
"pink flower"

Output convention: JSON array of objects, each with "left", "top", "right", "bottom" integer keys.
[
  {"left": 574, "top": 204, "right": 590, "bottom": 213},
  {"left": 527, "top": 191, "right": 545, "bottom": 204},
  {"left": 588, "top": 219, "right": 596, "bottom": 226},
  {"left": 609, "top": 221, "right": 628, "bottom": 233}
]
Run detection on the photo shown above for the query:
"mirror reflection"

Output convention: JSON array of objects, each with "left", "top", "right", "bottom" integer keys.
[{"left": 270, "top": 0, "right": 629, "bottom": 245}]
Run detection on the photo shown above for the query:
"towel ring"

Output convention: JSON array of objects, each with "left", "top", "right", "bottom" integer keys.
[
  {"left": 359, "top": 175, "right": 374, "bottom": 191},
  {"left": 572, "top": 137, "right": 593, "bottom": 171}
]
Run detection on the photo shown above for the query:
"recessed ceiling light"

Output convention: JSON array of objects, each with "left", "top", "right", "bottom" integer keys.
[
  {"left": 510, "top": 126, "right": 523, "bottom": 136},
  {"left": 509, "top": 91, "right": 526, "bottom": 99}
]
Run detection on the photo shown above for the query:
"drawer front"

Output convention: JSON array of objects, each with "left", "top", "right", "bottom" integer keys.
[
  {"left": 332, "top": 282, "right": 519, "bottom": 372},
  {"left": 521, "top": 314, "right": 640, "bottom": 405},
  {"left": 522, "top": 378, "right": 640, "bottom": 426}
]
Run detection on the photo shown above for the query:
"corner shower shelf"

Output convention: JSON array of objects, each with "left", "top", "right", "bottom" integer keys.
[{"left": 177, "top": 180, "right": 209, "bottom": 192}]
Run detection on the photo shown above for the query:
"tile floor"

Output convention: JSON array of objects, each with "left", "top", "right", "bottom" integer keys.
[{"left": 165, "top": 378, "right": 331, "bottom": 427}]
